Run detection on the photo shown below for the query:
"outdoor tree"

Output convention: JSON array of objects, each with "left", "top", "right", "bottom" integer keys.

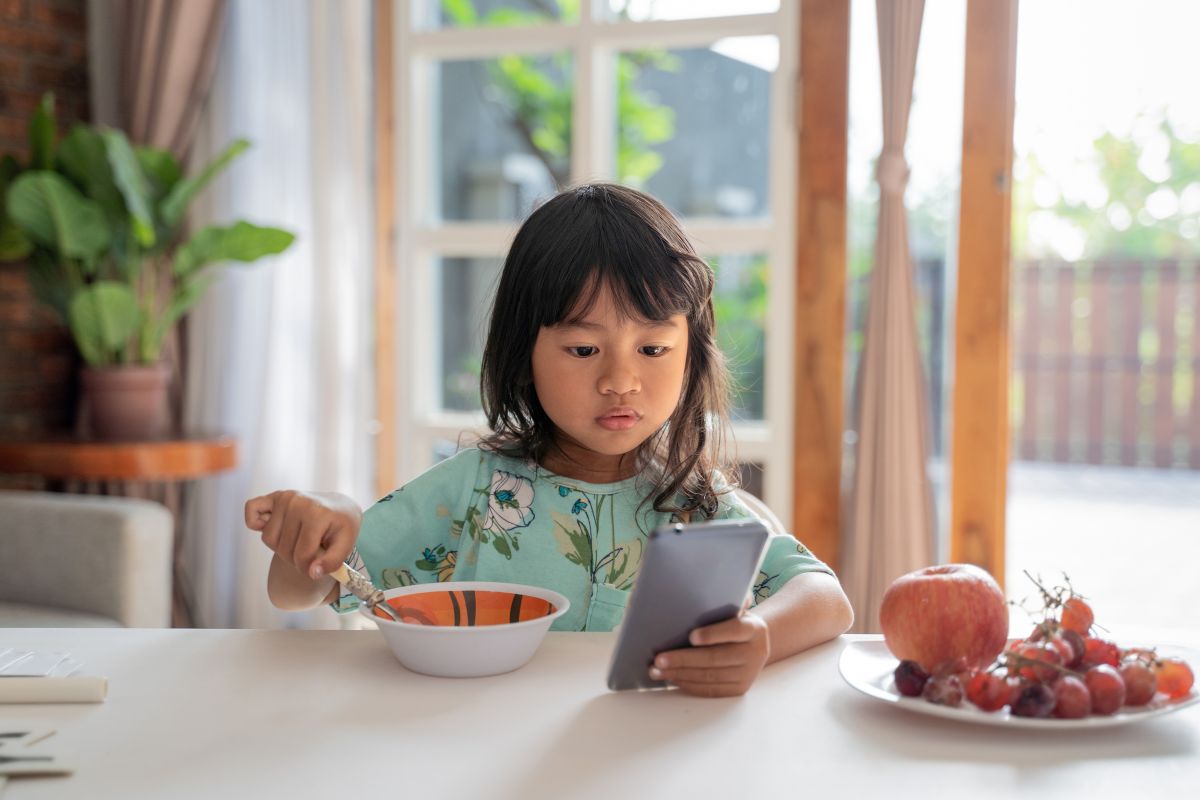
[{"left": 1014, "top": 113, "right": 1200, "bottom": 260}]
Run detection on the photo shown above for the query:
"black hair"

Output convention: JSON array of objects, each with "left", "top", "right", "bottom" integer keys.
[{"left": 479, "top": 183, "right": 734, "bottom": 516}]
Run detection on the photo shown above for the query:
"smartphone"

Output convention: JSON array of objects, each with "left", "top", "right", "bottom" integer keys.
[{"left": 605, "top": 518, "right": 770, "bottom": 691}]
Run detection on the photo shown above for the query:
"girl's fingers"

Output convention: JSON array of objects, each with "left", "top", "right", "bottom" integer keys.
[
  {"left": 258, "top": 494, "right": 287, "bottom": 551},
  {"left": 311, "top": 522, "right": 357, "bottom": 578},
  {"left": 689, "top": 616, "right": 756, "bottom": 647},
  {"left": 244, "top": 495, "right": 275, "bottom": 531},
  {"left": 294, "top": 519, "right": 337, "bottom": 580},
  {"left": 652, "top": 665, "right": 747, "bottom": 685},
  {"left": 276, "top": 507, "right": 305, "bottom": 568},
  {"left": 654, "top": 644, "right": 746, "bottom": 670}
]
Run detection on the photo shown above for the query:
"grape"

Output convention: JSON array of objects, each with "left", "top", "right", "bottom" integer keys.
[
  {"left": 894, "top": 659, "right": 930, "bottom": 697},
  {"left": 1060, "top": 629, "right": 1086, "bottom": 669},
  {"left": 1009, "top": 642, "right": 1063, "bottom": 683},
  {"left": 1052, "top": 675, "right": 1091, "bottom": 719},
  {"left": 1085, "top": 664, "right": 1126, "bottom": 715},
  {"left": 922, "top": 674, "right": 964, "bottom": 707},
  {"left": 1060, "top": 596, "right": 1094, "bottom": 635},
  {"left": 1119, "top": 661, "right": 1157, "bottom": 706},
  {"left": 966, "top": 671, "right": 1009, "bottom": 712},
  {"left": 1046, "top": 634, "right": 1076, "bottom": 668},
  {"left": 1081, "top": 637, "right": 1120, "bottom": 669},
  {"left": 1153, "top": 658, "right": 1195, "bottom": 700},
  {"left": 1007, "top": 677, "right": 1025, "bottom": 706},
  {"left": 1011, "top": 682, "right": 1056, "bottom": 718}
]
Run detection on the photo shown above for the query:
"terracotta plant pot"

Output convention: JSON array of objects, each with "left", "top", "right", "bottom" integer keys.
[{"left": 80, "top": 363, "right": 172, "bottom": 441}]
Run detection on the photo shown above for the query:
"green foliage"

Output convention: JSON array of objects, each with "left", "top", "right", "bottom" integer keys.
[
  {"left": 1015, "top": 114, "right": 1200, "bottom": 259},
  {"left": 440, "top": 0, "right": 676, "bottom": 187},
  {"left": 0, "top": 93, "right": 295, "bottom": 366},
  {"left": 711, "top": 254, "right": 768, "bottom": 419}
]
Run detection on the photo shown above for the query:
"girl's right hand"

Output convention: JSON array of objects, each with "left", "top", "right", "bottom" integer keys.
[{"left": 244, "top": 490, "right": 362, "bottom": 580}]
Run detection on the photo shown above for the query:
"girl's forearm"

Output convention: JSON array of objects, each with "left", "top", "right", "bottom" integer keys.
[
  {"left": 755, "top": 571, "right": 855, "bottom": 664},
  {"left": 267, "top": 554, "right": 339, "bottom": 610}
]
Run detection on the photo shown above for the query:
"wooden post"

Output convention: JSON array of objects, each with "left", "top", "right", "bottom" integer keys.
[
  {"left": 950, "top": 0, "right": 1019, "bottom": 583},
  {"left": 793, "top": 0, "right": 850, "bottom": 566},
  {"left": 373, "top": 0, "right": 398, "bottom": 498}
]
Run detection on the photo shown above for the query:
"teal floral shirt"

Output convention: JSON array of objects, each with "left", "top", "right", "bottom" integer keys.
[{"left": 333, "top": 448, "right": 833, "bottom": 631}]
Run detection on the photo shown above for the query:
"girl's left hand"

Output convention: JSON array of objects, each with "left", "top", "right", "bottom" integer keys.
[{"left": 648, "top": 609, "right": 771, "bottom": 697}]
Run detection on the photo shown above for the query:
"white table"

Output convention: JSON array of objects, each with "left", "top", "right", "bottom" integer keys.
[{"left": 1, "top": 629, "right": 1197, "bottom": 798}]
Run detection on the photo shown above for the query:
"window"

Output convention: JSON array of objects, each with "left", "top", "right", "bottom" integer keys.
[{"left": 391, "top": 0, "right": 796, "bottom": 514}]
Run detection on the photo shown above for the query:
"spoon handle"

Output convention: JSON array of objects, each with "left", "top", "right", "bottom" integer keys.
[{"left": 328, "top": 564, "right": 402, "bottom": 622}]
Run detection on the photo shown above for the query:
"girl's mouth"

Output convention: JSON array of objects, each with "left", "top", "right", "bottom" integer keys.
[{"left": 596, "top": 407, "right": 641, "bottom": 431}]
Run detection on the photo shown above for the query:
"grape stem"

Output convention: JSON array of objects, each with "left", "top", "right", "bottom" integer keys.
[{"left": 1001, "top": 650, "right": 1083, "bottom": 680}]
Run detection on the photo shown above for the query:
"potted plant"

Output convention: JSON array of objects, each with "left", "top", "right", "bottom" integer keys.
[{"left": 0, "top": 94, "right": 294, "bottom": 440}]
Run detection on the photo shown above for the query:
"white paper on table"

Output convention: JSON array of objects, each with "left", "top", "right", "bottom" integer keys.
[{"left": 0, "top": 651, "right": 69, "bottom": 677}]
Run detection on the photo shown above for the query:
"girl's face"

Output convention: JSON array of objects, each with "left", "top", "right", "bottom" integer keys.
[{"left": 531, "top": 284, "right": 689, "bottom": 482}]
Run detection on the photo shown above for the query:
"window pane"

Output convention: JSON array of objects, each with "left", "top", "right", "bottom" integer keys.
[
  {"left": 614, "top": 39, "right": 775, "bottom": 218},
  {"left": 439, "top": 256, "right": 503, "bottom": 411},
  {"left": 604, "top": 0, "right": 779, "bottom": 22},
  {"left": 710, "top": 253, "right": 766, "bottom": 421},
  {"left": 418, "top": 0, "right": 578, "bottom": 30},
  {"left": 435, "top": 54, "right": 571, "bottom": 222}
]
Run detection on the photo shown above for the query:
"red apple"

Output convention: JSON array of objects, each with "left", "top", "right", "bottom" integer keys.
[{"left": 879, "top": 563, "right": 1009, "bottom": 672}]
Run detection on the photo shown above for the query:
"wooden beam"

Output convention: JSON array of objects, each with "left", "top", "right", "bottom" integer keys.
[
  {"left": 373, "top": 0, "right": 398, "bottom": 498},
  {"left": 950, "top": 0, "right": 1019, "bottom": 584},
  {"left": 793, "top": 0, "right": 850, "bottom": 567}
]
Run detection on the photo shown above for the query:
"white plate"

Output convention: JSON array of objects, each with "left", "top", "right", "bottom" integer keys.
[{"left": 838, "top": 640, "right": 1200, "bottom": 729}]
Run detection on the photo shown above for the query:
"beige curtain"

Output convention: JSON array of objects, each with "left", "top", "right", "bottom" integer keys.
[
  {"left": 86, "top": 0, "right": 227, "bottom": 625},
  {"left": 842, "top": 0, "right": 935, "bottom": 633},
  {"left": 113, "top": 0, "right": 227, "bottom": 156}
]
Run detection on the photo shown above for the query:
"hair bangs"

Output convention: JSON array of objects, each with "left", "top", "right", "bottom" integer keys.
[{"left": 546, "top": 209, "right": 711, "bottom": 330}]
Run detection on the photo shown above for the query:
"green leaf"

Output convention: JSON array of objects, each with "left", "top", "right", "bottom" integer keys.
[
  {"left": 173, "top": 222, "right": 295, "bottom": 278},
  {"left": 135, "top": 146, "right": 183, "bottom": 199},
  {"left": 29, "top": 93, "right": 55, "bottom": 171},
  {"left": 68, "top": 281, "right": 139, "bottom": 365},
  {"left": 0, "top": 156, "right": 32, "bottom": 261},
  {"left": 440, "top": 0, "right": 477, "bottom": 25},
  {"left": 141, "top": 273, "right": 213, "bottom": 362},
  {"left": 57, "top": 126, "right": 125, "bottom": 221},
  {"left": 101, "top": 129, "right": 156, "bottom": 247},
  {"left": 0, "top": 222, "right": 32, "bottom": 261},
  {"left": 161, "top": 139, "right": 250, "bottom": 228},
  {"left": 25, "top": 253, "right": 71, "bottom": 322},
  {"left": 492, "top": 536, "right": 512, "bottom": 559},
  {"left": 7, "top": 172, "right": 111, "bottom": 260}
]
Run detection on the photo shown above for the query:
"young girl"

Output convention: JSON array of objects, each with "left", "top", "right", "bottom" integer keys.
[{"left": 246, "top": 183, "right": 853, "bottom": 697}]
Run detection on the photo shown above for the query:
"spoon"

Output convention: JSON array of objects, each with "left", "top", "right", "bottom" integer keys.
[{"left": 328, "top": 563, "right": 404, "bottom": 623}]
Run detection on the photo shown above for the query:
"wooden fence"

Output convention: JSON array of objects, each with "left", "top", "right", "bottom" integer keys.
[
  {"left": 850, "top": 257, "right": 1200, "bottom": 469},
  {"left": 1012, "top": 258, "right": 1199, "bottom": 469}
]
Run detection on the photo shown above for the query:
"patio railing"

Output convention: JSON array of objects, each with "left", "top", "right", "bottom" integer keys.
[{"left": 848, "top": 257, "right": 1200, "bottom": 470}]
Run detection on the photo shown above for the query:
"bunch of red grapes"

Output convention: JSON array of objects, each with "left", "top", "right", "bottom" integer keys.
[{"left": 892, "top": 574, "right": 1195, "bottom": 719}]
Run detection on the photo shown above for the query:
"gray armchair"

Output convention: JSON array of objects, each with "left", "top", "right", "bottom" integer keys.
[{"left": 0, "top": 490, "right": 174, "bottom": 627}]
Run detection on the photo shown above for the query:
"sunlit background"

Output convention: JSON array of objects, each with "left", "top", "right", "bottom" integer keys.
[{"left": 847, "top": 0, "right": 1200, "bottom": 630}]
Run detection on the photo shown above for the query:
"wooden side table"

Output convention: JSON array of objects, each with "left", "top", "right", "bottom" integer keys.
[{"left": 0, "top": 435, "right": 238, "bottom": 627}]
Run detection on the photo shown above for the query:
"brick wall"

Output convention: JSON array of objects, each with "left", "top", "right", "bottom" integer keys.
[{"left": 0, "top": 0, "right": 89, "bottom": 437}]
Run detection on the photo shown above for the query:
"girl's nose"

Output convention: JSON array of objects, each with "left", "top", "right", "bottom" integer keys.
[{"left": 597, "top": 356, "right": 640, "bottom": 396}]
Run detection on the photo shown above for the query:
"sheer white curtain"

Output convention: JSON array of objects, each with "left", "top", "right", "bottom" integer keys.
[
  {"left": 182, "top": 0, "right": 374, "bottom": 629},
  {"left": 842, "top": 0, "right": 935, "bottom": 633}
]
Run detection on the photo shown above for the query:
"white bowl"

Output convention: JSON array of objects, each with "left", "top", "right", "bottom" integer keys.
[{"left": 360, "top": 581, "right": 570, "bottom": 677}]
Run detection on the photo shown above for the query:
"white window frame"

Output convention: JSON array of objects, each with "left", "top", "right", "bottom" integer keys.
[{"left": 389, "top": 1, "right": 798, "bottom": 528}]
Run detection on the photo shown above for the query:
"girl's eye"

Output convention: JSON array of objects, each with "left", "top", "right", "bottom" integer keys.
[
  {"left": 640, "top": 345, "right": 668, "bottom": 357},
  {"left": 568, "top": 346, "right": 597, "bottom": 358}
]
